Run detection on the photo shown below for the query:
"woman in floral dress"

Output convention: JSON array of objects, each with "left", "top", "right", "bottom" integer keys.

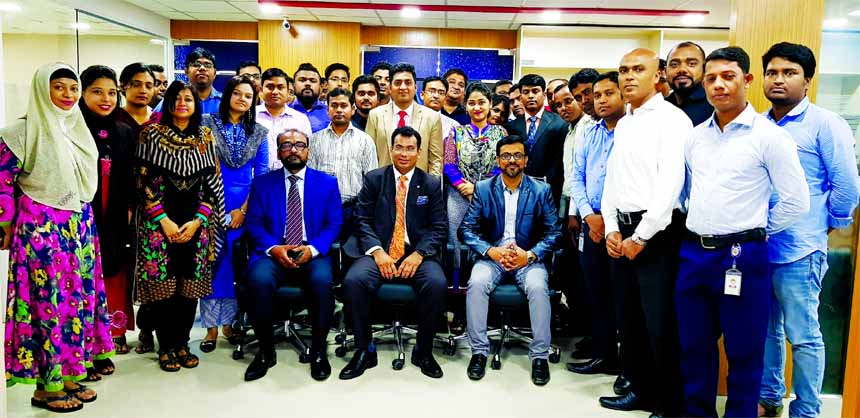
[
  {"left": 2, "top": 63, "right": 114, "bottom": 413},
  {"left": 133, "top": 80, "right": 224, "bottom": 372}
]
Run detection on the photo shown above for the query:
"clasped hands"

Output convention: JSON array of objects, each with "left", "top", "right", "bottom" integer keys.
[
  {"left": 269, "top": 244, "right": 313, "bottom": 269},
  {"left": 487, "top": 243, "right": 530, "bottom": 271},
  {"left": 372, "top": 249, "right": 423, "bottom": 280},
  {"left": 159, "top": 217, "right": 203, "bottom": 244},
  {"left": 606, "top": 231, "right": 645, "bottom": 260}
]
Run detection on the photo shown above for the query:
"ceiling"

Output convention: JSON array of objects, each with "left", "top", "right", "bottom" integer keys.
[{"left": 0, "top": 0, "right": 158, "bottom": 36}]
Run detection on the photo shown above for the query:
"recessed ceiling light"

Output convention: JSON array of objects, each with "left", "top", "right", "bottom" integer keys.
[
  {"left": 0, "top": 2, "right": 22, "bottom": 12},
  {"left": 681, "top": 14, "right": 705, "bottom": 25},
  {"left": 823, "top": 18, "right": 848, "bottom": 28},
  {"left": 259, "top": 3, "right": 281, "bottom": 15},
  {"left": 71, "top": 22, "right": 90, "bottom": 30},
  {"left": 150, "top": 39, "right": 165, "bottom": 45},
  {"left": 849, "top": 9, "right": 860, "bottom": 17},
  {"left": 401, "top": 6, "right": 421, "bottom": 19},
  {"left": 541, "top": 10, "right": 561, "bottom": 21}
]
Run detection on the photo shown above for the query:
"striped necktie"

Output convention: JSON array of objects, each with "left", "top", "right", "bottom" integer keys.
[{"left": 284, "top": 175, "right": 304, "bottom": 245}]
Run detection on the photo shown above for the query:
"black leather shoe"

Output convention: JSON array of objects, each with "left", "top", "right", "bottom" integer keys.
[
  {"left": 467, "top": 354, "right": 487, "bottom": 380},
  {"left": 613, "top": 373, "right": 632, "bottom": 395},
  {"left": 566, "top": 358, "right": 619, "bottom": 375},
  {"left": 338, "top": 349, "right": 377, "bottom": 380},
  {"left": 411, "top": 348, "right": 443, "bottom": 379},
  {"left": 599, "top": 392, "right": 652, "bottom": 412},
  {"left": 310, "top": 351, "right": 331, "bottom": 381},
  {"left": 244, "top": 351, "right": 276, "bottom": 381},
  {"left": 648, "top": 413, "right": 663, "bottom": 418},
  {"left": 531, "top": 359, "right": 550, "bottom": 386}
]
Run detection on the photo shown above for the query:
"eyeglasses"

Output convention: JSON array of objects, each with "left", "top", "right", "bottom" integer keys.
[
  {"left": 240, "top": 73, "right": 261, "bottom": 80},
  {"left": 189, "top": 61, "right": 214, "bottom": 70},
  {"left": 392, "top": 145, "right": 418, "bottom": 153},
  {"left": 499, "top": 153, "right": 525, "bottom": 161},
  {"left": 278, "top": 142, "right": 308, "bottom": 151}
]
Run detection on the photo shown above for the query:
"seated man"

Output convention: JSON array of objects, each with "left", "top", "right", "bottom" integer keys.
[
  {"left": 459, "top": 135, "right": 562, "bottom": 386},
  {"left": 243, "top": 129, "right": 343, "bottom": 382},
  {"left": 340, "top": 126, "right": 447, "bottom": 380}
]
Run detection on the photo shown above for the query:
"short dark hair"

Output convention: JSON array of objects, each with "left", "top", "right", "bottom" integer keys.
[
  {"left": 160, "top": 80, "right": 202, "bottom": 133},
  {"left": 422, "top": 76, "right": 448, "bottom": 92},
  {"left": 762, "top": 42, "right": 816, "bottom": 79},
  {"left": 370, "top": 61, "right": 392, "bottom": 75},
  {"left": 552, "top": 81, "right": 569, "bottom": 95},
  {"left": 351, "top": 74, "right": 380, "bottom": 93},
  {"left": 185, "top": 47, "right": 216, "bottom": 69},
  {"left": 236, "top": 60, "right": 261, "bottom": 75},
  {"left": 509, "top": 83, "right": 520, "bottom": 93},
  {"left": 443, "top": 68, "right": 469, "bottom": 85},
  {"left": 294, "top": 62, "right": 321, "bottom": 80},
  {"left": 659, "top": 58, "right": 667, "bottom": 71},
  {"left": 80, "top": 65, "right": 118, "bottom": 92},
  {"left": 261, "top": 67, "right": 288, "bottom": 83},
  {"left": 465, "top": 82, "right": 492, "bottom": 101},
  {"left": 218, "top": 76, "right": 258, "bottom": 134},
  {"left": 518, "top": 74, "right": 546, "bottom": 90},
  {"left": 147, "top": 64, "right": 165, "bottom": 73},
  {"left": 327, "top": 87, "right": 354, "bottom": 105},
  {"left": 493, "top": 79, "right": 513, "bottom": 92},
  {"left": 391, "top": 125, "right": 422, "bottom": 149},
  {"left": 594, "top": 71, "right": 620, "bottom": 87},
  {"left": 706, "top": 46, "right": 751, "bottom": 74},
  {"left": 570, "top": 68, "right": 600, "bottom": 88},
  {"left": 324, "top": 63, "right": 350, "bottom": 80},
  {"left": 668, "top": 41, "right": 706, "bottom": 61},
  {"left": 119, "top": 62, "right": 155, "bottom": 89},
  {"left": 496, "top": 134, "right": 527, "bottom": 156},
  {"left": 277, "top": 128, "right": 309, "bottom": 144},
  {"left": 390, "top": 62, "right": 416, "bottom": 81}
]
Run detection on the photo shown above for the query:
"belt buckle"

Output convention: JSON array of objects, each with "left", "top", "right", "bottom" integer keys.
[
  {"left": 700, "top": 235, "right": 716, "bottom": 250},
  {"left": 618, "top": 212, "right": 631, "bottom": 225}
]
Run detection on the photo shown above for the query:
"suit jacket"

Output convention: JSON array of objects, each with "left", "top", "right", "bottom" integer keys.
[
  {"left": 459, "top": 174, "right": 562, "bottom": 262},
  {"left": 366, "top": 102, "right": 444, "bottom": 176},
  {"left": 344, "top": 165, "right": 447, "bottom": 260},
  {"left": 505, "top": 110, "right": 569, "bottom": 204},
  {"left": 245, "top": 167, "right": 343, "bottom": 265}
]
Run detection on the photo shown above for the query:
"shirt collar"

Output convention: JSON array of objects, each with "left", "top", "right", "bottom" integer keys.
[
  {"left": 628, "top": 92, "right": 665, "bottom": 116},
  {"left": 284, "top": 166, "right": 308, "bottom": 180},
  {"left": 257, "top": 103, "right": 302, "bottom": 119},
  {"left": 526, "top": 107, "right": 545, "bottom": 121},
  {"left": 766, "top": 96, "right": 810, "bottom": 122},
  {"left": 392, "top": 101, "right": 414, "bottom": 117},
  {"left": 707, "top": 102, "right": 756, "bottom": 131},
  {"left": 290, "top": 99, "right": 326, "bottom": 113},
  {"left": 324, "top": 123, "right": 356, "bottom": 138},
  {"left": 467, "top": 123, "right": 491, "bottom": 137},
  {"left": 206, "top": 88, "right": 222, "bottom": 100},
  {"left": 393, "top": 166, "right": 415, "bottom": 182}
]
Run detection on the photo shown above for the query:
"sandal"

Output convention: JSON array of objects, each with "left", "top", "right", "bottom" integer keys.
[
  {"left": 175, "top": 346, "right": 199, "bottom": 368},
  {"left": 64, "top": 383, "right": 97, "bottom": 403},
  {"left": 82, "top": 367, "right": 101, "bottom": 382},
  {"left": 113, "top": 335, "right": 130, "bottom": 355},
  {"left": 199, "top": 339, "right": 217, "bottom": 353},
  {"left": 93, "top": 358, "right": 115, "bottom": 375},
  {"left": 31, "top": 393, "right": 84, "bottom": 413},
  {"left": 135, "top": 331, "right": 155, "bottom": 354},
  {"left": 158, "top": 350, "right": 180, "bottom": 372}
]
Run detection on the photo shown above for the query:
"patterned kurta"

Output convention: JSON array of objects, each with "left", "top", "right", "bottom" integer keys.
[{"left": 1, "top": 141, "right": 114, "bottom": 392}]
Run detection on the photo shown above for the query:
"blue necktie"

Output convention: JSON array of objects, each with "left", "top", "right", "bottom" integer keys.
[{"left": 526, "top": 115, "right": 538, "bottom": 148}]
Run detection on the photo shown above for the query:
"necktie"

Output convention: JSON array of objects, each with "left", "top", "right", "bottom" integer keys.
[
  {"left": 284, "top": 175, "right": 304, "bottom": 245},
  {"left": 526, "top": 115, "right": 538, "bottom": 148},
  {"left": 389, "top": 175, "right": 408, "bottom": 260},
  {"left": 397, "top": 110, "right": 407, "bottom": 128}
]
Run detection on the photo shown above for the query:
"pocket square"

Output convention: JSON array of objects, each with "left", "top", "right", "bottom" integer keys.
[{"left": 416, "top": 196, "right": 429, "bottom": 205}]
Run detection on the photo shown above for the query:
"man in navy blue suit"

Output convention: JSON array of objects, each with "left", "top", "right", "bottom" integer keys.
[{"left": 243, "top": 128, "right": 343, "bottom": 382}]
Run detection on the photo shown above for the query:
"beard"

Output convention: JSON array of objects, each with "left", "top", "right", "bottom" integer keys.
[
  {"left": 298, "top": 93, "right": 317, "bottom": 109},
  {"left": 671, "top": 81, "right": 698, "bottom": 97},
  {"left": 283, "top": 156, "right": 307, "bottom": 171}
]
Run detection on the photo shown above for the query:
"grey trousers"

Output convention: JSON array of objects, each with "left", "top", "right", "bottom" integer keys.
[{"left": 466, "top": 259, "right": 552, "bottom": 360}]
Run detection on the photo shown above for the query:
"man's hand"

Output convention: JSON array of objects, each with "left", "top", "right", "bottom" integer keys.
[
  {"left": 621, "top": 238, "right": 645, "bottom": 260},
  {"left": 567, "top": 216, "right": 580, "bottom": 237},
  {"left": 292, "top": 245, "right": 313, "bottom": 265},
  {"left": 456, "top": 181, "right": 475, "bottom": 199},
  {"left": 584, "top": 214, "right": 605, "bottom": 244},
  {"left": 271, "top": 245, "right": 299, "bottom": 269},
  {"left": 606, "top": 232, "right": 623, "bottom": 258},
  {"left": 0, "top": 224, "right": 11, "bottom": 250},
  {"left": 372, "top": 249, "right": 398, "bottom": 280},
  {"left": 396, "top": 251, "right": 424, "bottom": 279},
  {"left": 487, "top": 247, "right": 506, "bottom": 265},
  {"left": 501, "top": 246, "right": 529, "bottom": 271}
]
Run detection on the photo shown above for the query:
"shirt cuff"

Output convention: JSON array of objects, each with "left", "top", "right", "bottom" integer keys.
[
  {"left": 266, "top": 245, "right": 277, "bottom": 256},
  {"left": 579, "top": 205, "right": 594, "bottom": 219},
  {"left": 308, "top": 245, "right": 320, "bottom": 258},
  {"left": 365, "top": 245, "right": 382, "bottom": 256},
  {"left": 829, "top": 213, "right": 854, "bottom": 230}
]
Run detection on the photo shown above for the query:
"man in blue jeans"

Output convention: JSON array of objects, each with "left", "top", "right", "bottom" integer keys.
[{"left": 759, "top": 42, "right": 860, "bottom": 417}]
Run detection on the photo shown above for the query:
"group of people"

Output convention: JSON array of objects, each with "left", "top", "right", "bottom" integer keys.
[{"left": 1, "top": 38, "right": 856, "bottom": 418}]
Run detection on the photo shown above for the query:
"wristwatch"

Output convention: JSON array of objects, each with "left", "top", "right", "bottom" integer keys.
[
  {"left": 527, "top": 251, "right": 538, "bottom": 265},
  {"left": 631, "top": 233, "right": 648, "bottom": 247}
]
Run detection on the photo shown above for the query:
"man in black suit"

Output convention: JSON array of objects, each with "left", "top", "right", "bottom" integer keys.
[
  {"left": 339, "top": 126, "right": 448, "bottom": 380},
  {"left": 505, "top": 74, "right": 570, "bottom": 205}
]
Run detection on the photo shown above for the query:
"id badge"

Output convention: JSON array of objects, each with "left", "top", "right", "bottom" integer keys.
[
  {"left": 724, "top": 269, "right": 742, "bottom": 296},
  {"left": 578, "top": 232, "right": 585, "bottom": 253}
]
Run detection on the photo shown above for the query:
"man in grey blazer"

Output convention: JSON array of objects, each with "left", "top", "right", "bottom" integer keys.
[{"left": 365, "top": 62, "right": 443, "bottom": 176}]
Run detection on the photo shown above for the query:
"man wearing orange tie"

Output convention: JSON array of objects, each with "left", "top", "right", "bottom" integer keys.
[{"left": 339, "top": 126, "right": 448, "bottom": 380}]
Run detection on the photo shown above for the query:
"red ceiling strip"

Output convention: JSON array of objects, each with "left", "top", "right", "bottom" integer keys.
[{"left": 267, "top": 1, "right": 709, "bottom": 17}]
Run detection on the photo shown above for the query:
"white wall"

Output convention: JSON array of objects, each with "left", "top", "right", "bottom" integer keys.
[
  {"left": 520, "top": 35, "right": 647, "bottom": 69},
  {"left": 820, "top": 31, "right": 860, "bottom": 75},
  {"left": 660, "top": 38, "right": 728, "bottom": 60}
]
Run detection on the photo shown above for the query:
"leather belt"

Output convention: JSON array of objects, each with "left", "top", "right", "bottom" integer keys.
[
  {"left": 616, "top": 210, "right": 645, "bottom": 226},
  {"left": 685, "top": 228, "right": 766, "bottom": 250}
]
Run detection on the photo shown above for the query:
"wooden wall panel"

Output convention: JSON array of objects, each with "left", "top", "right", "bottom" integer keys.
[
  {"left": 361, "top": 26, "right": 516, "bottom": 49},
  {"left": 258, "top": 20, "right": 361, "bottom": 79},
  {"left": 171, "top": 21, "right": 258, "bottom": 41},
  {"left": 844, "top": 230, "right": 860, "bottom": 418}
]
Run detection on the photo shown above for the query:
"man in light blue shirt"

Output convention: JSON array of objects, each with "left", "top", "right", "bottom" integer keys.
[
  {"left": 567, "top": 71, "right": 625, "bottom": 377},
  {"left": 677, "top": 46, "right": 809, "bottom": 418},
  {"left": 758, "top": 42, "right": 860, "bottom": 418},
  {"left": 154, "top": 47, "right": 222, "bottom": 115}
]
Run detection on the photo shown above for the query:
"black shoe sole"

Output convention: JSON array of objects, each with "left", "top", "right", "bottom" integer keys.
[
  {"left": 411, "top": 357, "right": 443, "bottom": 379},
  {"left": 467, "top": 370, "right": 485, "bottom": 380},
  {"left": 338, "top": 358, "right": 378, "bottom": 380},
  {"left": 244, "top": 361, "right": 276, "bottom": 381}
]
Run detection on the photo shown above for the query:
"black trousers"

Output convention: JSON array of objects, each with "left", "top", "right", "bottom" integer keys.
[
  {"left": 150, "top": 295, "right": 198, "bottom": 352},
  {"left": 608, "top": 211, "right": 685, "bottom": 415},
  {"left": 247, "top": 257, "right": 334, "bottom": 353},
  {"left": 343, "top": 256, "right": 446, "bottom": 352},
  {"left": 580, "top": 220, "right": 618, "bottom": 361}
]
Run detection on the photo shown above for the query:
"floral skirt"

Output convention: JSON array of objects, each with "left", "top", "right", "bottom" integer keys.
[{"left": 4, "top": 195, "right": 114, "bottom": 392}]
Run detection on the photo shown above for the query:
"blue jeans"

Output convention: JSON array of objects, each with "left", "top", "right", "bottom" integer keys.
[{"left": 760, "top": 251, "right": 828, "bottom": 418}]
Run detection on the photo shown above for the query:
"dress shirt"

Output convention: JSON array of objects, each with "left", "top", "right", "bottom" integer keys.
[
  {"left": 391, "top": 103, "right": 414, "bottom": 131},
  {"left": 765, "top": 97, "right": 860, "bottom": 263},
  {"left": 440, "top": 113, "right": 460, "bottom": 142},
  {"left": 666, "top": 84, "right": 714, "bottom": 127},
  {"left": 154, "top": 88, "right": 222, "bottom": 115},
  {"left": 499, "top": 181, "right": 521, "bottom": 247},
  {"left": 266, "top": 166, "right": 320, "bottom": 258},
  {"left": 563, "top": 114, "right": 597, "bottom": 213},
  {"left": 309, "top": 123, "right": 379, "bottom": 202},
  {"left": 289, "top": 99, "right": 330, "bottom": 133},
  {"left": 351, "top": 112, "right": 369, "bottom": 131},
  {"left": 601, "top": 93, "right": 692, "bottom": 239},
  {"left": 365, "top": 168, "right": 415, "bottom": 256},
  {"left": 256, "top": 104, "right": 313, "bottom": 171},
  {"left": 685, "top": 104, "right": 809, "bottom": 236},
  {"left": 525, "top": 107, "right": 546, "bottom": 133},
  {"left": 571, "top": 119, "right": 615, "bottom": 218}
]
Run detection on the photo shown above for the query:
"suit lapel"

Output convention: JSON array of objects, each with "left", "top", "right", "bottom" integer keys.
[
  {"left": 382, "top": 104, "right": 395, "bottom": 156},
  {"left": 411, "top": 103, "right": 422, "bottom": 131},
  {"left": 274, "top": 170, "right": 287, "bottom": 240},
  {"left": 515, "top": 177, "right": 531, "bottom": 228},
  {"left": 302, "top": 169, "right": 316, "bottom": 237},
  {"left": 492, "top": 177, "right": 505, "bottom": 236},
  {"left": 533, "top": 112, "right": 553, "bottom": 146}
]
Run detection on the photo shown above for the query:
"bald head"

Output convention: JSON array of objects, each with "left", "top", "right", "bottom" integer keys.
[{"left": 619, "top": 48, "right": 661, "bottom": 109}]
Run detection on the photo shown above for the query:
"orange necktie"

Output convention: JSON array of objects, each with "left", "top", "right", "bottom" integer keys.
[{"left": 389, "top": 175, "right": 408, "bottom": 260}]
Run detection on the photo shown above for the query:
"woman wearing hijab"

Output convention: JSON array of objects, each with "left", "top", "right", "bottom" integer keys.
[
  {"left": 2, "top": 63, "right": 113, "bottom": 412},
  {"left": 79, "top": 65, "right": 136, "bottom": 368},
  {"left": 198, "top": 75, "right": 268, "bottom": 353},
  {"left": 133, "top": 80, "right": 224, "bottom": 372}
]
